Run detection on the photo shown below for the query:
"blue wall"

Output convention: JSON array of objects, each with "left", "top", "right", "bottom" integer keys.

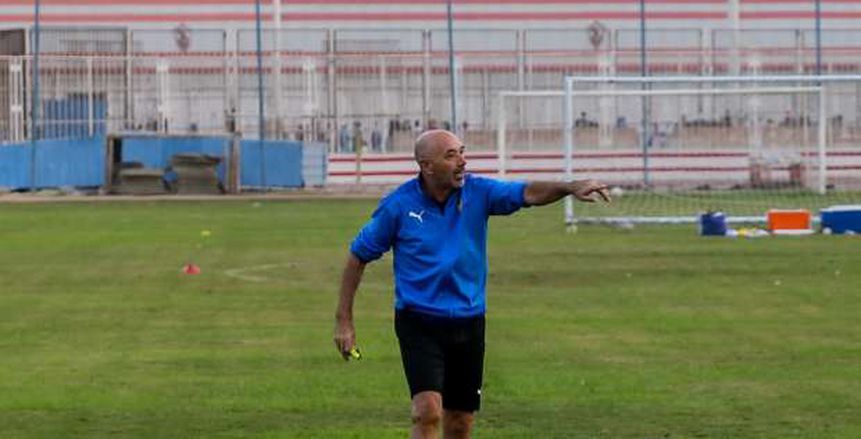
[
  {"left": 0, "top": 145, "right": 31, "bottom": 189},
  {"left": 0, "top": 136, "right": 311, "bottom": 190},
  {"left": 240, "top": 140, "right": 304, "bottom": 188},
  {"left": 0, "top": 137, "right": 104, "bottom": 189}
]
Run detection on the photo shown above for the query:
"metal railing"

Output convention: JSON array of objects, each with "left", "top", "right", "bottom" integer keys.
[{"left": 4, "top": 26, "right": 861, "bottom": 153}]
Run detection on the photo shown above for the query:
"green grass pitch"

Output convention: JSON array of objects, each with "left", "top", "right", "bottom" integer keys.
[{"left": 0, "top": 199, "right": 859, "bottom": 438}]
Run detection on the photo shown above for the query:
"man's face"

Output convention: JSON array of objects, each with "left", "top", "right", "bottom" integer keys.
[{"left": 424, "top": 133, "right": 467, "bottom": 189}]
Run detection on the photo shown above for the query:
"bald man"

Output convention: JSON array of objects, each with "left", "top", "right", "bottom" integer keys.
[{"left": 334, "top": 130, "right": 610, "bottom": 438}]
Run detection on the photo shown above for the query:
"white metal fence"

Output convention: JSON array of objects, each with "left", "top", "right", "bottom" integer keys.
[{"left": 5, "top": 26, "right": 861, "bottom": 154}]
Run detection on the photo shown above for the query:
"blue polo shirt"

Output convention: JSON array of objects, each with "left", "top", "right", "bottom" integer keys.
[{"left": 350, "top": 174, "right": 528, "bottom": 318}]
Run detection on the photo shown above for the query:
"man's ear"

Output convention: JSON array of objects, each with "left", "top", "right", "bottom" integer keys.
[{"left": 418, "top": 159, "right": 432, "bottom": 174}]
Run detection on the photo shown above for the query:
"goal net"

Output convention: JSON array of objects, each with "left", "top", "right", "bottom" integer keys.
[{"left": 496, "top": 75, "right": 861, "bottom": 226}]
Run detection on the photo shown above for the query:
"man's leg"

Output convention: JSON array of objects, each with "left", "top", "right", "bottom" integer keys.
[
  {"left": 411, "top": 391, "right": 442, "bottom": 439},
  {"left": 397, "top": 311, "right": 446, "bottom": 439},
  {"left": 443, "top": 410, "right": 475, "bottom": 439},
  {"left": 441, "top": 315, "right": 485, "bottom": 439}
]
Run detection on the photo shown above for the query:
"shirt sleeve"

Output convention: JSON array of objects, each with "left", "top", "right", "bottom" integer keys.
[
  {"left": 349, "top": 199, "right": 398, "bottom": 263},
  {"left": 481, "top": 177, "right": 528, "bottom": 216}
]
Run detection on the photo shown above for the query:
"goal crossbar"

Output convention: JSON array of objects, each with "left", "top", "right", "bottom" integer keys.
[
  {"left": 563, "top": 74, "right": 861, "bottom": 84},
  {"left": 501, "top": 86, "right": 822, "bottom": 99}
]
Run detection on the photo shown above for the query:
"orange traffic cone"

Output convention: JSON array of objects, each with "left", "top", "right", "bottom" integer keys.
[{"left": 183, "top": 263, "right": 201, "bottom": 275}]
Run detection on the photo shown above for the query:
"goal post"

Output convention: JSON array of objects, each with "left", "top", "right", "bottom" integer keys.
[
  {"left": 495, "top": 75, "right": 861, "bottom": 227},
  {"left": 563, "top": 81, "right": 827, "bottom": 227}
]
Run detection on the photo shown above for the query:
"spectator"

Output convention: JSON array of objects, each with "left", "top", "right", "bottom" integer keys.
[
  {"left": 352, "top": 121, "right": 366, "bottom": 154},
  {"left": 371, "top": 123, "right": 383, "bottom": 152},
  {"left": 339, "top": 124, "right": 352, "bottom": 152}
]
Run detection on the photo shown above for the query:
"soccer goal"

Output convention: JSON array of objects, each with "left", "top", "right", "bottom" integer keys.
[{"left": 496, "top": 75, "right": 861, "bottom": 227}]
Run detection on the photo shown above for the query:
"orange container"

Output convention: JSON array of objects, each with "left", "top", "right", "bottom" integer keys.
[{"left": 767, "top": 209, "right": 812, "bottom": 234}]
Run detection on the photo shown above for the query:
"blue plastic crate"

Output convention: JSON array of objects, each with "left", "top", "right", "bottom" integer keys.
[
  {"left": 699, "top": 212, "right": 727, "bottom": 236},
  {"left": 820, "top": 205, "right": 861, "bottom": 234}
]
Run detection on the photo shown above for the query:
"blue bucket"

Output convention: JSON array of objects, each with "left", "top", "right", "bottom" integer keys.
[{"left": 699, "top": 212, "right": 727, "bottom": 236}]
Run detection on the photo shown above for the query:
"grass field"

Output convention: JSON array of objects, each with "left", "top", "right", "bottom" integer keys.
[{"left": 1, "top": 199, "right": 859, "bottom": 438}]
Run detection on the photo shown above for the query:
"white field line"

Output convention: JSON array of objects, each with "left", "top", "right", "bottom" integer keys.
[{"left": 223, "top": 263, "right": 297, "bottom": 282}]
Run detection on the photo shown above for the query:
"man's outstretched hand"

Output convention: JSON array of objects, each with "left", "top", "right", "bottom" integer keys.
[
  {"left": 571, "top": 180, "right": 611, "bottom": 203},
  {"left": 523, "top": 180, "right": 612, "bottom": 206}
]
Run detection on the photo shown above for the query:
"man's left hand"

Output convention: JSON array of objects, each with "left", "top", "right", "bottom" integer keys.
[{"left": 571, "top": 180, "right": 611, "bottom": 203}]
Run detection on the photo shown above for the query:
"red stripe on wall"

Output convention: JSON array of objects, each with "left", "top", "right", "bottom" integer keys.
[
  {"left": 0, "top": 0, "right": 858, "bottom": 6},
  {"left": 742, "top": 0, "right": 861, "bottom": 3},
  {"left": 330, "top": 153, "right": 497, "bottom": 163},
  {"left": 293, "top": 0, "right": 724, "bottom": 3},
  {"left": 329, "top": 167, "right": 753, "bottom": 177},
  {"left": 0, "top": 13, "right": 259, "bottom": 23},
  {"left": 0, "top": 11, "right": 727, "bottom": 23},
  {"left": 0, "top": 0, "right": 733, "bottom": 5},
  {"left": 0, "top": 0, "right": 243, "bottom": 3},
  {"left": 508, "top": 166, "right": 754, "bottom": 173},
  {"left": 330, "top": 170, "right": 418, "bottom": 177},
  {"left": 331, "top": 165, "right": 861, "bottom": 178},
  {"left": 510, "top": 151, "right": 749, "bottom": 159},
  {"left": 741, "top": 11, "right": 861, "bottom": 19},
  {"left": 331, "top": 150, "right": 861, "bottom": 163}
]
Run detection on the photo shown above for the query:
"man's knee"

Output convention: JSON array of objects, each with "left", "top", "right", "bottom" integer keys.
[{"left": 411, "top": 391, "right": 443, "bottom": 426}]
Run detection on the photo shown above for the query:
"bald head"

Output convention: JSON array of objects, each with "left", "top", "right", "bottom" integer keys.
[
  {"left": 413, "top": 129, "right": 467, "bottom": 192},
  {"left": 414, "top": 129, "right": 459, "bottom": 163}
]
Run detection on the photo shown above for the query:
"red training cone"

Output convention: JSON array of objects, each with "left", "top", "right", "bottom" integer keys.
[{"left": 183, "top": 263, "right": 201, "bottom": 275}]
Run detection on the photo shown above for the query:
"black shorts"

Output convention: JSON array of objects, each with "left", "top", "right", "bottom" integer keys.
[{"left": 395, "top": 308, "right": 485, "bottom": 412}]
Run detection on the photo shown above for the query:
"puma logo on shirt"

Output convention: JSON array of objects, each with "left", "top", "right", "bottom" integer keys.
[{"left": 408, "top": 210, "right": 425, "bottom": 224}]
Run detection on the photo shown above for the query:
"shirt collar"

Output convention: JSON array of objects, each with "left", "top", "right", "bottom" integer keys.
[{"left": 415, "top": 174, "right": 462, "bottom": 210}]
